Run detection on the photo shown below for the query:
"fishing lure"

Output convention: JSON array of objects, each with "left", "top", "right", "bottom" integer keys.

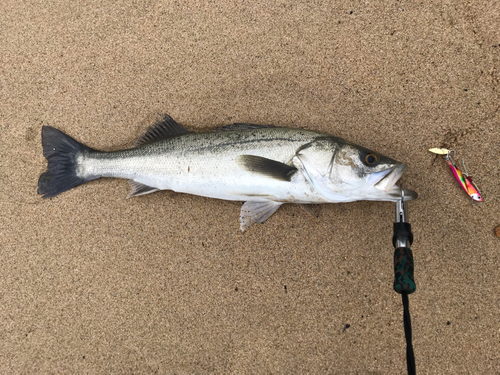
[{"left": 429, "top": 148, "right": 482, "bottom": 201}]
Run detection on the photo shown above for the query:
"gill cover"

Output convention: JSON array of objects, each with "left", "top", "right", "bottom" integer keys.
[{"left": 294, "top": 137, "right": 402, "bottom": 202}]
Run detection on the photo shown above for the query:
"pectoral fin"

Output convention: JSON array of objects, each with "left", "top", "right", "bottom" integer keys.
[
  {"left": 240, "top": 200, "right": 283, "bottom": 231},
  {"left": 237, "top": 155, "right": 297, "bottom": 181}
]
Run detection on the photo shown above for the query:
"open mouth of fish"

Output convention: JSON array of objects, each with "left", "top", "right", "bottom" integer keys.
[{"left": 373, "top": 164, "right": 418, "bottom": 200}]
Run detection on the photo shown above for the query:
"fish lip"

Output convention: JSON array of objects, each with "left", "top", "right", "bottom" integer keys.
[
  {"left": 374, "top": 163, "right": 407, "bottom": 191},
  {"left": 373, "top": 163, "right": 419, "bottom": 201},
  {"left": 402, "top": 188, "right": 418, "bottom": 200}
]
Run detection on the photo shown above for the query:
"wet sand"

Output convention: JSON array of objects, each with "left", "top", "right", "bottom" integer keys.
[{"left": 1, "top": 1, "right": 499, "bottom": 373}]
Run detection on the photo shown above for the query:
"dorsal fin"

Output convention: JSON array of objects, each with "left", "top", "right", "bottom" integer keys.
[
  {"left": 134, "top": 114, "right": 189, "bottom": 147},
  {"left": 212, "top": 123, "right": 277, "bottom": 132}
]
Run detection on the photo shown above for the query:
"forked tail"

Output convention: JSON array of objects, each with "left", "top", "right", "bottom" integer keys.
[{"left": 38, "top": 126, "right": 98, "bottom": 198}]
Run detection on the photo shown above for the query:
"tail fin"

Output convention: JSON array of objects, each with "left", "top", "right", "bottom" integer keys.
[{"left": 38, "top": 126, "right": 97, "bottom": 198}]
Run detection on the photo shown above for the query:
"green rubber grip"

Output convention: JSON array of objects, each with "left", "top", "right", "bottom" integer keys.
[{"left": 394, "top": 247, "right": 416, "bottom": 294}]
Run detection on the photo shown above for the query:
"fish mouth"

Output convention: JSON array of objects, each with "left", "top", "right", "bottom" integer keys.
[
  {"left": 374, "top": 163, "right": 418, "bottom": 200},
  {"left": 375, "top": 164, "right": 407, "bottom": 190}
]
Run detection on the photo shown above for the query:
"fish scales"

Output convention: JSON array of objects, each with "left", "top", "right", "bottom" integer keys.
[{"left": 80, "top": 128, "right": 322, "bottom": 203}]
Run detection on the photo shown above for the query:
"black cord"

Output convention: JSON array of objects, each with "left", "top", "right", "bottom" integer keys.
[{"left": 402, "top": 293, "right": 416, "bottom": 375}]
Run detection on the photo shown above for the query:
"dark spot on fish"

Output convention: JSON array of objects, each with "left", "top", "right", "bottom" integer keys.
[
  {"left": 235, "top": 287, "right": 238, "bottom": 291},
  {"left": 284, "top": 285, "right": 287, "bottom": 293},
  {"left": 343, "top": 324, "right": 351, "bottom": 332},
  {"left": 447, "top": 321, "right": 451, "bottom": 325},
  {"left": 349, "top": 10, "right": 353, "bottom": 14}
]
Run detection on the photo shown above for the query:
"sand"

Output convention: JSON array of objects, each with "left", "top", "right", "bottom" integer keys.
[{"left": 1, "top": 1, "right": 499, "bottom": 373}]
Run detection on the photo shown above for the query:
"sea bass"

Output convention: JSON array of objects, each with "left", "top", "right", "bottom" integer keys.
[{"left": 38, "top": 114, "right": 417, "bottom": 230}]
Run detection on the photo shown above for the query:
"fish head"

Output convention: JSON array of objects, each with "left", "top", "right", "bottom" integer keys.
[{"left": 295, "top": 137, "right": 418, "bottom": 202}]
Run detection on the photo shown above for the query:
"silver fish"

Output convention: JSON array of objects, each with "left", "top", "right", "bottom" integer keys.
[{"left": 38, "top": 114, "right": 417, "bottom": 230}]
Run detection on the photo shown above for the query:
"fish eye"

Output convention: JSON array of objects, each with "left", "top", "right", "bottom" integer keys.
[{"left": 365, "top": 154, "right": 378, "bottom": 164}]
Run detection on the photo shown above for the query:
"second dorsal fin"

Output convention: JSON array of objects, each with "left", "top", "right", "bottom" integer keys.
[
  {"left": 212, "top": 123, "right": 277, "bottom": 132},
  {"left": 134, "top": 114, "right": 189, "bottom": 147}
]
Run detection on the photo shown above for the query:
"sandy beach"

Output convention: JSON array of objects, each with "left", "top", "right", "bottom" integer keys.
[{"left": 1, "top": 1, "right": 499, "bottom": 373}]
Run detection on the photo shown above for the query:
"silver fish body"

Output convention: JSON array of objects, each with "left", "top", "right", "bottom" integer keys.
[{"left": 38, "top": 115, "right": 417, "bottom": 230}]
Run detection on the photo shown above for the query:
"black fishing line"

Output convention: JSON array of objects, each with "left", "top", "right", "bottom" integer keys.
[{"left": 402, "top": 293, "right": 415, "bottom": 375}]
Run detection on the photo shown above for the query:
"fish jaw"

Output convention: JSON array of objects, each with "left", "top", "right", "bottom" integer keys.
[
  {"left": 373, "top": 163, "right": 418, "bottom": 201},
  {"left": 374, "top": 163, "right": 407, "bottom": 190}
]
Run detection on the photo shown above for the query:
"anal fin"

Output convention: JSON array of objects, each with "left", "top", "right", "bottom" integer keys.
[
  {"left": 127, "top": 180, "right": 159, "bottom": 199},
  {"left": 240, "top": 200, "right": 283, "bottom": 231}
]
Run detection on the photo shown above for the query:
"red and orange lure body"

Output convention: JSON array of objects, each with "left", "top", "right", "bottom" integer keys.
[
  {"left": 429, "top": 148, "right": 482, "bottom": 201},
  {"left": 445, "top": 153, "right": 482, "bottom": 202}
]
